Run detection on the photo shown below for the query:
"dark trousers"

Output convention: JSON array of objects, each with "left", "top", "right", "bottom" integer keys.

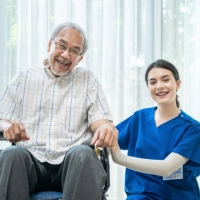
[{"left": 0, "top": 145, "right": 107, "bottom": 200}]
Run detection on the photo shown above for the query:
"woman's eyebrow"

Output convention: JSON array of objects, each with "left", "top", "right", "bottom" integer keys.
[
  {"left": 161, "top": 75, "right": 170, "bottom": 78},
  {"left": 149, "top": 78, "right": 156, "bottom": 81},
  {"left": 163, "top": 74, "right": 170, "bottom": 77},
  {"left": 148, "top": 75, "right": 170, "bottom": 81}
]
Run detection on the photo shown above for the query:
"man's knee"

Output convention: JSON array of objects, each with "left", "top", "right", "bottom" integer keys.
[
  {"left": 66, "top": 145, "right": 99, "bottom": 165},
  {"left": 68, "top": 145, "right": 95, "bottom": 158},
  {"left": 1, "top": 145, "right": 28, "bottom": 160},
  {"left": 64, "top": 145, "right": 106, "bottom": 177}
]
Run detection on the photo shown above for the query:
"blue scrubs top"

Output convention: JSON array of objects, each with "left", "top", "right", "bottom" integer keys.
[{"left": 117, "top": 107, "right": 200, "bottom": 200}]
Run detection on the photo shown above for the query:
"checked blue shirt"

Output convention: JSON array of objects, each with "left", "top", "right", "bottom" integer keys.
[{"left": 0, "top": 65, "right": 112, "bottom": 164}]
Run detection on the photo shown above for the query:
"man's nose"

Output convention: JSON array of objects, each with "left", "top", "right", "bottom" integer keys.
[{"left": 61, "top": 49, "right": 71, "bottom": 58}]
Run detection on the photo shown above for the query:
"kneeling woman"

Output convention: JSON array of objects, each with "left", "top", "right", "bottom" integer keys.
[{"left": 111, "top": 59, "right": 200, "bottom": 200}]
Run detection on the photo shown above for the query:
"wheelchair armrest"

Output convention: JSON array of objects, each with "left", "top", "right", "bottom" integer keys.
[
  {"left": 0, "top": 131, "right": 5, "bottom": 141},
  {"left": 0, "top": 132, "right": 16, "bottom": 147},
  {"left": 101, "top": 147, "right": 110, "bottom": 195}
]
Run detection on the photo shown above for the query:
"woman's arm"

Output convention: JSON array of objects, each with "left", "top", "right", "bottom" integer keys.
[{"left": 111, "top": 146, "right": 188, "bottom": 177}]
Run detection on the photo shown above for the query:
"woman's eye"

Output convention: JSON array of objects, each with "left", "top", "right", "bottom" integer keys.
[
  {"left": 150, "top": 82, "right": 156, "bottom": 85},
  {"left": 164, "top": 79, "right": 169, "bottom": 82}
]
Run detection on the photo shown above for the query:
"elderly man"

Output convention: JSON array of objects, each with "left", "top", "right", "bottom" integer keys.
[{"left": 0, "top": 22, "right": 116, "bottom": 200}]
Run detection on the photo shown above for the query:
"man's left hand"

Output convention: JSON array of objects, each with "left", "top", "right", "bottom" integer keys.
[{"left": 90, "top": 121, "right": 118, "bottom": 148}]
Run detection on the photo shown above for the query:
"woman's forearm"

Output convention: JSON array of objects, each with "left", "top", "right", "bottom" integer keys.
[{"left": 111, "top": 148, "right": 188, "bottom": 176}]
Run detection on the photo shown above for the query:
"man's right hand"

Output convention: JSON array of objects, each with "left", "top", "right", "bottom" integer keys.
[{"left": 3, "top": 122, "right": 30, "bottom": 143}]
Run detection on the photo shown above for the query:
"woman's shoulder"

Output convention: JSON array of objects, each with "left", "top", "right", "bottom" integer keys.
[
  {"left": 133, "top": 107, "right": 156, "bottom": 115},
  {"left": 179, "top": 110, "right": 200, "bottom": 126},
  {"left": 178, "top": 110, "right": 200, "bottom": 135},
  {"left": 124, "top": 107, "right": 156, "bottom": 123}
]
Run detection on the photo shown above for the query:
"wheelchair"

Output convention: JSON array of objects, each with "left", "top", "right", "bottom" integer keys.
[{"left": 0, "top": 134, "right": 110, "bottom": 200}]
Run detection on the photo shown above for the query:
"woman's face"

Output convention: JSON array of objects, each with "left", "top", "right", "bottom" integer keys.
[{"left": 147, "top": 67, "right": 181, "bottom": 107}]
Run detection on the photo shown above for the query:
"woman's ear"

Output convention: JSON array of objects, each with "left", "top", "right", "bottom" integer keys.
[{"left": 176, "top": 79, "right": 181, "bottom": 91}]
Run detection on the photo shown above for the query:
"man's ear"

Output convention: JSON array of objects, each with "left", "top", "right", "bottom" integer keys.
[
  {"left": 77, "top": 55, "right": 84, "bottom": 64},
  {"left": 47, "top": 40, "right": 52, "bottom": 52}
]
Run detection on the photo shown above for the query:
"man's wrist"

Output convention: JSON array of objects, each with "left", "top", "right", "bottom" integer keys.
[{"left": 90, "top": 119, "right": 111, "bottom": 132}]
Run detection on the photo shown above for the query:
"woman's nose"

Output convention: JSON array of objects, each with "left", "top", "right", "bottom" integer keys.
[{"left": 156, "top": 81, "right": 164, "bottom": 89}]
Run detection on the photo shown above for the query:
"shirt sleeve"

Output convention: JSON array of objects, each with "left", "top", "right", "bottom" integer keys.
[
  {"left": 86, "top": 71, "right": 113, "bottom": 126},
  {"left": 0, "top": 72, "right": 23, "bottom": 121},
  {"left": 173, "top": 123, "right": 200, "bottom": 165},
  {"left": 117, "top": 113, "right": 139, "bottom": 150},
  {"left": 116, "top": 116, "right": 131, "bottom": 150}
]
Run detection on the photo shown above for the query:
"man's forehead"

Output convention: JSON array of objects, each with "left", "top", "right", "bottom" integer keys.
[
  {"left": 56, "top": 28, "right": 84, "bottom": 46},
  {"left": 57, "top": 28, "right": 82, "bottom": 38}
]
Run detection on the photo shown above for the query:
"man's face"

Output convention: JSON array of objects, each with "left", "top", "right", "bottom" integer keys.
[{"left": 47, "top": 28, "right": 84, "bottom": 76}]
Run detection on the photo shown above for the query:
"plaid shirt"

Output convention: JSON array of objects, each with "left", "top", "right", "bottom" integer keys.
[{"left": 0, "top": 66, "right": 112, "bottom": 164}]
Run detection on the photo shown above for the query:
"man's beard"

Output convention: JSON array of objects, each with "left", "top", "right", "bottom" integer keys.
[{"left": 50, "top": 65, "right": 70, "bottom": 77}]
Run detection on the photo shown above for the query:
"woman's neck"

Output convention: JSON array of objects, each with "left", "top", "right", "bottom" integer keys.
[{"left": 155, "top": 105, "right": 180, "bottom": 127}]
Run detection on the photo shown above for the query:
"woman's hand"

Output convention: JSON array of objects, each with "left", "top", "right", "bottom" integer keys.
[
  {"left": 109, "top": 122, "right": 119, "bottom": 154},
  {"left": 110, "top": 139, "right": 119, "bottom": 154}
]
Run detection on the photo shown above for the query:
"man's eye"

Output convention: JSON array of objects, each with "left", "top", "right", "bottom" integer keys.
[
  {"left": 58, "top": 44, "right": 66, "bottom": 50},
  {"left": 164, "top": 79, "right": 169, "bottom": 82},
  {"left": 70, "top": 49, "right": 79, "bottom": 55}
]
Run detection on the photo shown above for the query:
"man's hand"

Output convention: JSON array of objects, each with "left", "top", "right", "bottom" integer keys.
[
  {"left": 90, "top": 120, "right": 118, "bottom": 148},
  {"left": 3, "top": 121, "right": 30, "bottom": 143}
]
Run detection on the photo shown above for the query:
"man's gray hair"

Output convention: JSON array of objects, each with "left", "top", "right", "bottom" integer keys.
[{"left": 51, "top": 22, "right": 88, "bottom": 55}]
